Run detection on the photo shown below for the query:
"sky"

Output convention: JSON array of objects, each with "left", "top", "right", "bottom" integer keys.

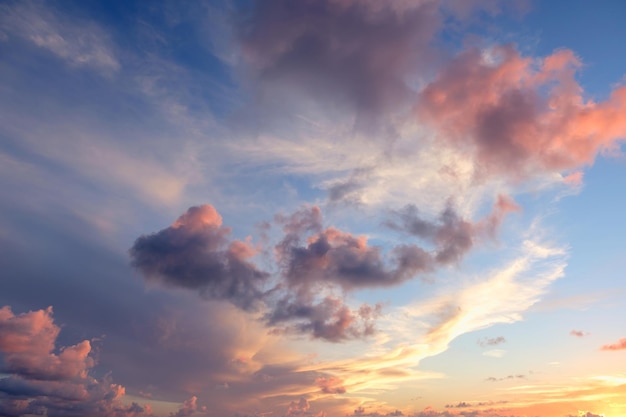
[{"left": 0, "top": 1, "right": 625, "bottom": 417}]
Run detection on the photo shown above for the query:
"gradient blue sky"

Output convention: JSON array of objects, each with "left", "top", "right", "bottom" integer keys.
[{"left": 0, "top": 1, "right": 625, "bottom": 417}]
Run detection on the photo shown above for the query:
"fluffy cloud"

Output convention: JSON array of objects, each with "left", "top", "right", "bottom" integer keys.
[
  {"left": 417, "top": 45, "right": 626, "bottom": 179},
  {"left": 276, "top": 206, "right": 434, "bottom": 291},
  {"left": 130, "top": 205, "right": 269, "bottom": 310},
  {"left": 0, "top": 305, "right": 153, "bottom": 417}
]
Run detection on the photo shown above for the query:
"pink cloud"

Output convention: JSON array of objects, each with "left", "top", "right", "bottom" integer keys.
[
  {"left": 417, "top": 45, "right": 626, "bottom": 179},
  {"left": 170, "top": 396, "right": 206, "bottom": 417},
  {"left": 316, "top": 376, "right": 347, "bottom": 394},
  {"left": 563, "top": 171, "right": 584, "bottom": 186},
  {"left": 0, "top": 305, "right": 154, "bottom": 417},
  {"left": 130, "top": 204, "right": 269, "bottom": 310},
  {"left": 570, "top": 329, "right": 588, "bottom": 337},
  {"left": 0, "top": 306, "right": 94, "bottom": 381},
  {"left": 600, "top": 337, "right": 626, "bottom": 351}
]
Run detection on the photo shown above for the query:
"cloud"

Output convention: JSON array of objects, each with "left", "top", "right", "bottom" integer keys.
[
  {"left": 315, "top": 376, "right": 346, "bottom": 394},
  {"left": 567, "top": 413, "right": 605, "bottom": 417},
  {"left": 484, "top": 374, "right": 525, "bottom": 382},
  {"left": 477, "top": 336, "right": 506, "bottom": 347},
  {"left": 269, "top": 205, "right": 451, "bottom": 341},
  {"left": 170, "top": 396, "right": 207, "bottom": 417},
  {"left": 385, "top": 195, "right": 519, "bottom": 265},
  {"left": 417, "top": 45, "right": 626, "bottom": 180},
  {"left": 600, "top": 337, "right": 626, "bottom": 351},
  {"left": 482, "top": 349, "right": 506, "bottom": 358},
  {"left": 351, "top": 406, "right": 404, "bottom": 417},
  {"left": 130, "top": 205, "right": 269, "bottom": 310},
  {"left": 266, "top": 296, "right": 382, "bottom": 342},
  {"left": 0, "top": 306, "right": 93, "bottom": 381},
  {"left": 0, "top": 305, "right": 154, "bottom": 417},
  {"left": 276, "top": 206, "right": 434, "bottom": 291},
  {"left": 237, "top": 0, "right": 441, "bottom": 131},
  {"left": 570, "top": 329, "right": 589, "bottom": 337},
  {"left": 0, "top": 1, "right": 119, "bottom": 75},
  {"left": 285, "top": 397, "right": 326, "bottom": 417}
]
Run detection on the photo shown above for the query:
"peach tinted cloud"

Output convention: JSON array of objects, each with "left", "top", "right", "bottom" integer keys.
[
  {"left": 0, "top": 305, "right": 154, "bottom": 417},
  {"left": 417, "top": 45, "right": 626, "bottom": 179},
  {"left": 600, "top": 337, "right": 626, "bottom": 351}
]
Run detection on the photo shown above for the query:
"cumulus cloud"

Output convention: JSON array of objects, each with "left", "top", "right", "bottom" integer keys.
[
  {"left": 0, "top": 305, "right": 153, "bottom": 417},
  {"left": 269, "top": 205, "right": 440, "bottom": 341},
  {"left": 417, "top": 45, "right": 626, "bottom": 180},
  {"left": 276, "top": 206, "right": 434, "bottom": 291},
  {"left": 170, "top": 396, "right": 207, "bottom": 417},
  {"left": 0, "top": 305, "right": 94, "bottom": 381},
  {"left": 284, "top": 397, "right": 326, "bottom": 417},
  {"left": 385, "top": 195, "right": 519, "bottom": 265},
  {"left": 266, "top": 296, "right": 382, "bottom": 342},
  {"left": 600, "top": 337, "right": 626, "bottom": 351},
  {"left": 130, "top": 205, "right": 269, "bottom": 310},
  {"left": 570, "top": 329, "right": 589, "bottom": 337},
  {"left": 130, "top": 201, "right": 521, "bottom": 343}
]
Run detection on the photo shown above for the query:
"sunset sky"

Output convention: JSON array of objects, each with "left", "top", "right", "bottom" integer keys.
[{"left": 1, "top": 1, "right": 625, "bottom": 417}]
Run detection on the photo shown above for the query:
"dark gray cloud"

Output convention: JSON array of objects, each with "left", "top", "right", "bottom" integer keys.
[
  {"left": 266, "top": 295, "right": 381, "bottom": 342},
  {"left": 129, "top": 201, "right": 516, "bottom": 343},
  {"left": 269, "top": 206, "right": 433, "bottom": 341},
  {"left": 130, "top": 205, "right": 269, "bottom": 311},
  {"left": 276, "top": 207, "right": 433, "bottom": 291},
  {"left": 385, "top": 196, "right": 519, "bottom": 265},
  {"left": 237, "top": 0, "right": 441, "bottom": 131},
  {"left": 477, "top": 336, "right": 506, "bottom": 347}
]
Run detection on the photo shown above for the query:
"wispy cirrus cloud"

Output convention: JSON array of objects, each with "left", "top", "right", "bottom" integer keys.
[{"left": 0, "top": 1, "right": 119, "bottom": 75}]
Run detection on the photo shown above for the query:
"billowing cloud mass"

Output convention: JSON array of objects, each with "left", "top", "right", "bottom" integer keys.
[
  {"left": 0, "top": 306, "right": 153, "bottom": 417},
  {"left": 600, "top": 337, "right": 626, "bottom": 351},
  {"left": 129, "top": 200, "right": 519, "bottom": 344},
  {"left": 417, "top": 45, "right": 626, "bottom": 179},
  {"left": 238, "top": 0, "right": 441, "bottom": 129},
  {"left": 276, "top": 206, "right": 434, "bottom": 291},
  {"left": 130, "top": 205, "right": 269, "bottom": 310}
]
